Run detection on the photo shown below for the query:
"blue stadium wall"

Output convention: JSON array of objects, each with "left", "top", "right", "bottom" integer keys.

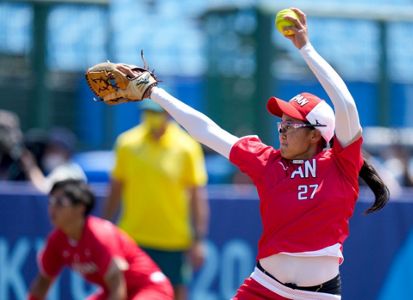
[{"left": 1, "top": 184, "right": 413, "bottom": 300}]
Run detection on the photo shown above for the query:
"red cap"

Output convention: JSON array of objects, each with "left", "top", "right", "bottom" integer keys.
[{"left": 267, "top": 92, "right": 335, "bottom": 142}]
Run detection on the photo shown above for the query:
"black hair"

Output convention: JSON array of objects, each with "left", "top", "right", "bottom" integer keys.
[
  {"left": 50, "top": 179, "right": 95, "bottom": 216},
  {"left": 359, "top": 158, "right": 390, "bottom": 214}
]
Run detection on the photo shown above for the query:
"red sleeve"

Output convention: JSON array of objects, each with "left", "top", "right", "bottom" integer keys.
[
  {"left": 89, "top": 222, "right": 120, "bottom": 278},
  {"left": 39, "top": 232, "right": 64, "bottom": 278},
  {"left": 92, "top": 240, "right": 113, "bottom": 278},
  {"left": 332, "top": 135, "right": 364, "bottom": 184},
  {"left": 229, "top": 136, "right": 276, "bottom": 182}
]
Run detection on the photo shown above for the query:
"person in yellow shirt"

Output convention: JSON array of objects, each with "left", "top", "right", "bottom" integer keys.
[{"left": 103, "top": 100, "right": 209, "bottom": 300}]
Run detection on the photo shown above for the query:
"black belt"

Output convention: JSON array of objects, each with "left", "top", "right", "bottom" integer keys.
[{"left": 256, "top": 261, "right": 341, "bottom": 294}]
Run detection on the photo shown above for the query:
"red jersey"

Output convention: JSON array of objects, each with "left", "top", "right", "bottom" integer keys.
[
  {"left": 229, "top": 135, "right": 363, "bottom": 259},
  {"left": 39, "top": 216, "right": 168, "bottom": 296}
]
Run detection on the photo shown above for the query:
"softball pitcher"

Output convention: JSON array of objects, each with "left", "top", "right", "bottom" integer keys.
[{"left": 100, "top": 7, "right": 389, "bottom": 300}]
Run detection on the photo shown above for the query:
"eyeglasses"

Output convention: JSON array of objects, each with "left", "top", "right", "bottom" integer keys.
[
  {"left": 48, "top": 196, "right": 72, "bottom": 208},
  {"left": 277, "top": 121, "right": 326, "bottom": 133}
]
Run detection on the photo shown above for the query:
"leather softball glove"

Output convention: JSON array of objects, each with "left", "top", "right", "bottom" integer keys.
[{"left": 85, "top": 51, "right": 158, "bottom": 105}]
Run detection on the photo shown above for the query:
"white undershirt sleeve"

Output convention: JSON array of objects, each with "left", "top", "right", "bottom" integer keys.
[
  {"left": 150, "top": 87, "right": 239, "bottom": 159},
  {"left": 300, "top": 43, "right": 362, "bottom": 146}
]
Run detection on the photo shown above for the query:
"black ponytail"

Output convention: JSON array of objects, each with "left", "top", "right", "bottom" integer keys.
[{"left": 359, "top": 159, "right": 390, "bottom": 214}]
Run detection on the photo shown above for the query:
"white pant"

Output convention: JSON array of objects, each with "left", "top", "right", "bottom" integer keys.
[{"left": 250, "top": 266, "right": 341, "bottom": 300}]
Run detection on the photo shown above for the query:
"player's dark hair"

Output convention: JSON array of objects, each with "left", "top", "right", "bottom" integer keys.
[
  {"left": 50, "top": 179, "right": 95, "bottom": 216},
  {"left": 359, "top": 159, "right": 390, "bottom": 214}
]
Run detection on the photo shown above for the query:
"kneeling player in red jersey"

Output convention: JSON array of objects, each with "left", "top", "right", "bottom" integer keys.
[{"left": 27, "top": 179, "right": 173, "bottom": 300}]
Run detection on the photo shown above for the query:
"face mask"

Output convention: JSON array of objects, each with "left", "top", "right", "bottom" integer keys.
[
  {"left": 42, "top": 154, "right": 66, "bottom": 172},
  {"left": 142, "top": 112, "right": 168, "bottom": 131}
]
